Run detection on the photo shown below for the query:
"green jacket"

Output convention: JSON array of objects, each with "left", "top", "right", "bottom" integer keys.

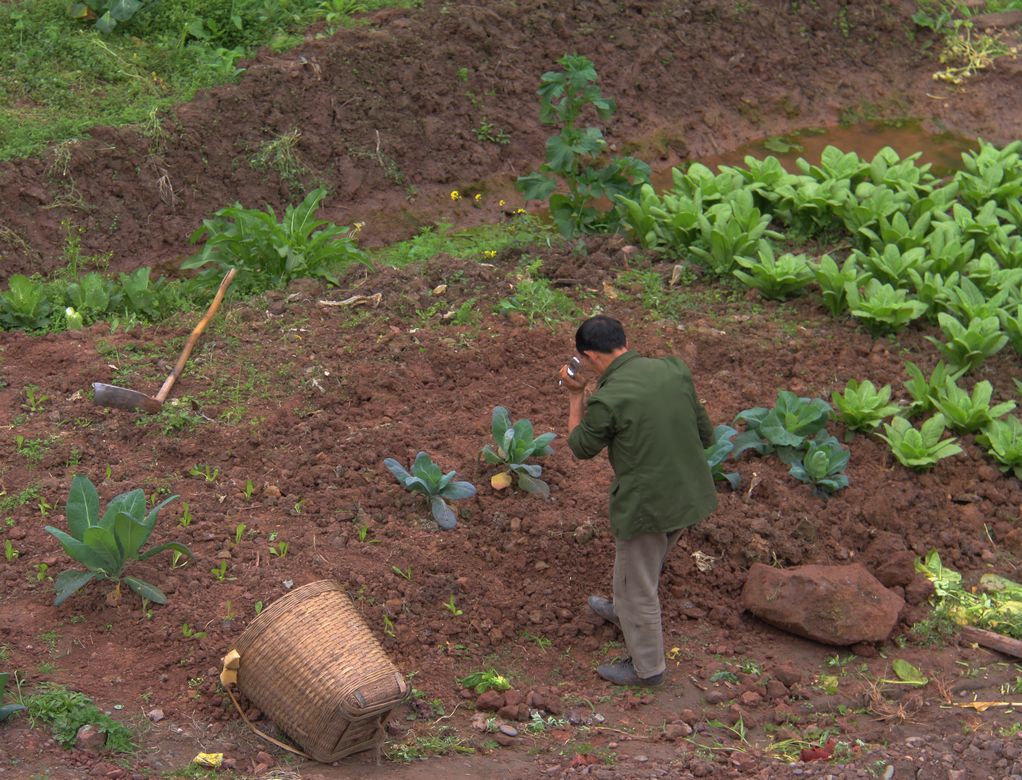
[{"left": 567, "top": 351, "right": 717, "bottom": 540}]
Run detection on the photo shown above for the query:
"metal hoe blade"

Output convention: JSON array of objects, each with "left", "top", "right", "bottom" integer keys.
[{"left": 92, "top": 383, "right": 163, "bottom": 414}]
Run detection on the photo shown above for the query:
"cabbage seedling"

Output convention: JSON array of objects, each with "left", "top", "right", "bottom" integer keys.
[
  {"left": 732, "top": 390, "right": 832, "bottom": 464},
  {"left": 704, "top": 424, "right": 740, "bottom": 490},
  {"left": 977, "top": 416, "right": 1022, "bottom": 479},
  {"left": 878, "top": 414, "right": 962, "bottom": 471},
  {"left": 926, "top": 313, "right": 1008, "bottom": 374},
  {"left": 44, "top": 476, "right": 191, "bottom": 606},
  {"left": 384, "top": 452, "right": 476, "bottom": 530},
  {"left": 832, "top": 379, "right": 901, "bottom": 438},
  {"left": 480, "top": 406, "right": 556, "bottom": 497},
  {"left": 788, "top": 432, "right": 850, "bottom": 494},
  {"left": 931, "top": 378, "right": 1015, "bottom": 434},
  {"left": 458, "top": 669, "right": 511, "bottom": 694}
]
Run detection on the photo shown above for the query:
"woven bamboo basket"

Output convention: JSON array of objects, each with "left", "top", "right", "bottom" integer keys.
[{"left": 230, "top": 579, "right": 407, "bottom": 762}]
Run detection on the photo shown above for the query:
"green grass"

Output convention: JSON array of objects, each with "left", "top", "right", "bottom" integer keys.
[
  {"left": 373, "top": 216, "right": 555, "bottom": 268},
  {"left": 0, "top": 0, "right": 421, "bottom": 160},
  {"left": 23, "top": 683, "right": 135, "bottom": 752}
]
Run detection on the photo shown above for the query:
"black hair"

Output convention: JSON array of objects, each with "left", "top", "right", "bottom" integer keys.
[{"left": 575, "top": 315, "right": 626, "bottom": 354}]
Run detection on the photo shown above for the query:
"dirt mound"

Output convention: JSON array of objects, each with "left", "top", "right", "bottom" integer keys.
[{"left": 2, "top": 0, "right": 1020, "bottom": 283}]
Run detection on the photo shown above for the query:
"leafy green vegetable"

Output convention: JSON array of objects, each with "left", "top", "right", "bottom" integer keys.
[
  {"left": 917, "top": 550, "right": 1022, "bottom": 638},
  {"left": 689, "top": 190, "right": 783, "bottom": 276},
  {"left": 732, "top": 390, "right": 832, "bottom": 464},
  {"left": 23, "top": 683, "right": 134, "bottom": 751},
  {"left": 853, "top": 244, "right": 929, "bottom": 287},
  {"left": 383, "top": 452, "right": 476, "bottom": 530},
  {"left": 515, "top": 55, "right": 649, "bottom": 237},
  {"left": 926, "top": 313, "right": 1008, "bottom": 374},
  {"left": 976, "top": 416, "right": 1022, "bottom": 480},
  {"left": 0, "top": 275, "right": 53, "bottom": 331},
  {"left": 890, "top": 659, "right": 928, "bottom": 687},
  {"left": 931, "top": 378, "right": 1015, "bottom": 434},
  {"left": 878, "top": 414, "right": 962, "bottom": 471},
  {"left": 903, "top": 361, "right": 965, "bottom": 417},
  {"left": 732, "top": 242, "right": 814, "bottom": 300},
  {"left": 458, "top": 669, "right": 511, "bottom": 694},
  {"left": 810, "top": 254, "right": 868, "bottom": 317},
  {"left": 184, "top": 187, "right": 368, "bottom": 295},
  {"left": 788, "top": 432, "right": 850, "bottom": 494},
  {"left": 845, "top": 279, "right": 928, "bottom": 335},
  {"left": 44, "top": 475, "right": 191, "bottom": 605},
  {"left": 481, "top": 407, "right": 556, "bottom": 497},
  {"left": 704, "top": 424, "right": 740, "bottom": 490},
  {"left": 831, "top": 379, "right": 901, "bottom": 437},
  {"left": 0, "top": 673, "right": 25, "bottom": 722},
  {"left": 68, "top": 0, "right": 150, "bottom": 34}
]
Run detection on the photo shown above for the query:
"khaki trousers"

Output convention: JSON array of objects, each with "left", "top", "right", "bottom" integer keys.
[{"left": 612, "top": 527, "right": 685, "bottom": 679}]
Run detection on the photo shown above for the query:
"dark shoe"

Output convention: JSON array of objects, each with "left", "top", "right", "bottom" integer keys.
[
  {"left": 587, "top": 595, "right": 621, "bottom": 628},
  {"left": 596, "top": 658, "right": 664, "bottom": 687}
]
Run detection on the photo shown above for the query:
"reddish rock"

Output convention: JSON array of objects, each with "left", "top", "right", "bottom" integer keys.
[
  {"left": 76, "top": 724, "right": 106, "bottom": 751},
  {"left": 503, "top": 689, "right": 524, "bottom": 707},
  {"left": 765, "top": 679, "right": 789, "bottom": 700},
  {"left": 742, "top": 563, "right": 904, "bottom": 645},
  {"left": 475, "top": 690, "right": 505, "bottom": 711},
  {"left": 905, "top": 576, "right": 935, "bottom": 606},
  {"left": 663, "top": 721, "right": 693, "bottom": 739},
  {"left": 772, "top": 662, "right": 803, "bottom": 687},
  {"left": 872, "top": 550, "right": 917, "bottom": 587}
]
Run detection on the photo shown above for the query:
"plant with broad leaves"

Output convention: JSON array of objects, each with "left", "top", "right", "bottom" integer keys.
[
  {"left": 481, "top": 407, "right": 555, "bottom": 497},
  {"left": 832, "top": 379, "right": 901, "bottom": 438},
  {"left": 704, "top": 424, "right": 740, "bottom": 490},
  {"left": 903, "top": 360, "right": 965, "bottom": 417},
  {"left": 878, "top": 414, "right": 962, "bottom": 471},
  {"left": 998, "top": 304, "right": 1022, "bottom": 355},
  {"left": 788, "top": 432, "right": 850, "bottom": 494},
  {"left": 852, "top": 244, "right": 930, "bottom": 288},
  {"left": 810, "top": 254, "right": 868, "bottom": 317},
  {"left": 689, "top": 190, "right": 783, "bottom": 276},
  {"left": 732, "top": 391, "right": 833, "bottom": 464},
  {"left": 931, "top": 378, "right": 1015, "bottom": 434},
  {"left": 941, "top": 277, "right": 1012, "bottom": 323},
  {"left": 845, "top": 279, "right": 928, "bottom": 335},
  {"left": 68, "top": 0, "right": 150, "bottom": 33},
  {"left": 926, "top": 313, "right": 1008, "bottom": 374},
  {"left": 458, "top": 669, "right": 511, "bottom": 694},
  {"left": 907, "top": 269, "right": 960, "bottom": 319},
  {"left": 383, "top": 452, "right": 476, "bottom": 530},
  {"left": 0, "top": 673, "right": 25, "bottom": 722},
  {"left": 44, "top": 476, "right": 191, "bottom": 606},
  {"left": 184, "top": 187, "right": 368, "bottom": 295},
  {"left": 0, "top": 275, "right": 53, "bottom": 331},
  {"left": 732, "top": 242, "right": 814, "bottom": 300},
  {"left": 977, "top": 416, "right": 1022, "bottom": 480},
  {"left": 515, "top": 55, "right": 650, "bottom": 237}
]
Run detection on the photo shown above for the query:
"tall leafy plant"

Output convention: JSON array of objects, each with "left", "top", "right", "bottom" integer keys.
[
  {"left": 383, "top": 453, "right": 476, "bottom": 530},
  {"left": 184, "top": 187, "right": 368, "bottom": 295},
  {"left": 44, "top": 476, "right": 191, "bottom": 606},
  {"left": 516, "top": 55, "right": 650, "bottom": 237},
  {"left": 481, "top": 407, "right": 556, "bottom": 497},
  {"left": 732, "top": 390, "right": 833, "bottom": 464}
]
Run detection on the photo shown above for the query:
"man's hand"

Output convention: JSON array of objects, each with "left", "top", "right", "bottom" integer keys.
[{"left": 559, "top": 364, "right": 586, "bottom": 393}]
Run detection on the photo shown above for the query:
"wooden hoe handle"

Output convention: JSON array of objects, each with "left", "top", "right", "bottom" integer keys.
[{"left": 154, "top": 268, "right": 237, "bottom": 403}]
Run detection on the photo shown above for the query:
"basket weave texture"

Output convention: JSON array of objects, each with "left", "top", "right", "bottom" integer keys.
[{"left": 233, "top": 579, "right": 407, "bottom": 762}]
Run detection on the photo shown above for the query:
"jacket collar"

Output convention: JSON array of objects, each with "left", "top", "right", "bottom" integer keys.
[{"left": 597, "top": 350, "right": 638, "bottom": 388}]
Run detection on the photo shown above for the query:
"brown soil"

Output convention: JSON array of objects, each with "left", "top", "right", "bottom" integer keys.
[{"left": 2, "top": 1, "right": 1022, "bottom": 779}]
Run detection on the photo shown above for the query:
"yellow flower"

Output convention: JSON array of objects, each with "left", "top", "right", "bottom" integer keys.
[
  {"left": 450, "top": 190, "right": 461, "bottom": 201},
  {"left": 483, "top": 250, "right": 497, "bottom": 259},
  {"left": 473, "top": 193, "right": 482, "bottom": 202},
  {"left": 499, "top": 199, "right": 506, "bottom": 207},
  {"left": 514, "top": 208, "right": 527, "bottom": 215}
]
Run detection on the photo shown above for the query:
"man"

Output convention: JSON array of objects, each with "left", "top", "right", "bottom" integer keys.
[{"left": 561, "top": 315, "right": 717, "bottom": 686}]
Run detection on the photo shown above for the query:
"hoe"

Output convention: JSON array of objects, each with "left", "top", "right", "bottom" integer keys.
[{"left": 92, "top": 268, "right": 236, "bottom": 414}]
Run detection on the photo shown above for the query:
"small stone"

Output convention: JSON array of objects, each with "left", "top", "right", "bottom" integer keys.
[
  {"left": 476, "top": 690, "right": 505, "bottom": 711},
  {"left": 493, "top": 733, "right": 516, "bottom": 747},
  {"left": 255, "top": 751, "right": 274, "bottom": 768},
  {"left": 499, "top": 724, "right": 519, "bottom": 737},
  {"left": 705, "top": 690, "right": 729, "bottom": 705},
  {"left": 663, "top": 721, "right": 693, "bottom": 739},
  {"left": 146, "top": 709, "right": 164, "bottom": 723},
  {"left": 76, "top": 724, "right": 106, "bottom": 751},
  {"left": 470, "top": 713, "right": 488, "bottom": 732}
]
